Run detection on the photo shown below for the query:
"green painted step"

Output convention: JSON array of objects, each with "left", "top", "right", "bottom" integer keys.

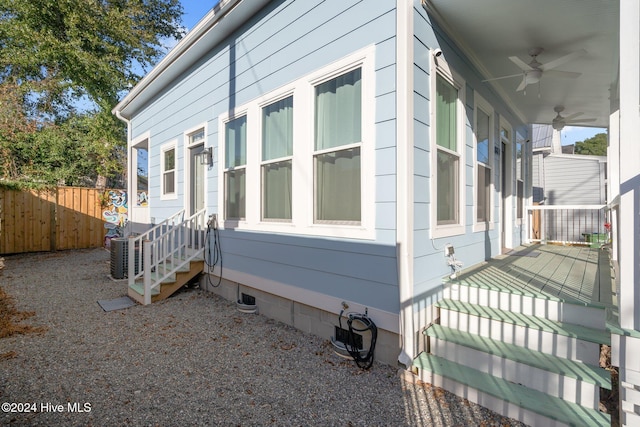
[
  {"left": 436, "top": 299, "right": 611, "bottom": 345},
  {"left": 413, "top": 353, "right": 610, "bottom": 427},
  {"left": 129, "top": 282, "right": 160, "bottom": 297},
  {"left": 425, "top": 324, "right": 611, "bottom": 389},
  {"left": 148, "top": 270, "right": 176, "bottom": 283},
  {"left": 446, "top": 268, "right": 608, "bottom": 310},
  {"left": 162, "top": 260, "right": 191, "bottom": 271},
  {"left": 445, "top": 265, "right": 551, "bottom": 298}
]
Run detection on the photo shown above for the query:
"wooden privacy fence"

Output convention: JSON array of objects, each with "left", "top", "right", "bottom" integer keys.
[{"left": 0, "top": 187, "right": 116, "bottom": 255}]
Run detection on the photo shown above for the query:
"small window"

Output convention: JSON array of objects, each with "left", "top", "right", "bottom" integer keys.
[
  {"left": 189, "top": 129, "right": 205, "bottom": 145},
  {"left": 161, "top": 143, "right": 176, "bottom": 198},
  {"left": 262, "top": 96, "right": 293, "bottom": 221},
  {"left": 313, "top": 68, "right": 362, "bottom": 223},
  {"left": 224, "top": 116, "right": 247, "bottom": 219}
]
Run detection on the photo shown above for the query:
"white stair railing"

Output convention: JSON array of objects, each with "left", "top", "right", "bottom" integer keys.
[{"left": 128, "top": 209, "right": 207, "bottom": 304}]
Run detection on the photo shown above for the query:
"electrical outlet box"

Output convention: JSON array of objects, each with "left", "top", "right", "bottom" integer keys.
[{"left": 444, "top": 244, "right": 455, "bottom": 257}]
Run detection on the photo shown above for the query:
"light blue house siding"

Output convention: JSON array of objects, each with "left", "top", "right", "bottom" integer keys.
[
  {"left": 130, "top": 1, "right": 401, "bottom": 314},
  {"left": 411, "top": 3, "right": 529, "bottom": 302},
  {"left": 120, "top": 0, "right": 534, "bottom": 364}
]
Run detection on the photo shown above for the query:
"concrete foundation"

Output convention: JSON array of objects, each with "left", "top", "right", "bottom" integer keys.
[{"left": 200, "top": 273, "right": 402, "bottom": 366}]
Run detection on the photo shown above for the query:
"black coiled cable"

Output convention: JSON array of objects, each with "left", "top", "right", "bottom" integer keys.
[
  {"left": 204, "top": 216, "right": 222, "bottom": 288},
  {"left": 339, "top": 310, "right": 378, "bottom": 370}
]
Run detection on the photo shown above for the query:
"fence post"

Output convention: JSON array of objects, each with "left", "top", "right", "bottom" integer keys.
[{"left": 50, "top": 189, "right": 58, "bottom": 252}]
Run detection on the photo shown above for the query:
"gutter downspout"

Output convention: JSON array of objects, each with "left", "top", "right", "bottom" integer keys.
[
  {"left": 114, "top": 110, "right": 132, "bottom": 235},
  {"left": 396, "top": 0, "right": 415, "bottom": 368}
]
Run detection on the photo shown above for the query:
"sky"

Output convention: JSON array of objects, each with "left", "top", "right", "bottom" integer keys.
[
  {"left": 561, "top": 126, "right": 607, "bottom": 146},
  {"left": 180, "top": 1, "right": 220, "bottom": 31}
]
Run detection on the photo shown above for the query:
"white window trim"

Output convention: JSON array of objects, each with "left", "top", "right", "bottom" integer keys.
[
  {"left": 431, "top": 57, "right": 466, "bottom": 239},
  {"left": 160, "top": 140, "right": 178, "bottom": 200},
  {"left": 217, "top": 45, "right": 376, "bottom": 240},
  {"left": 473, "top": 93, "right": 495, "bottom": 233},
  {"left": 183, "top": 123, "right": 208, "bottom": 216}
]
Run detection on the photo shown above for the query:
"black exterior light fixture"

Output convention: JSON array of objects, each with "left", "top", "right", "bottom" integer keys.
[{"left": 196, "top": 146, "right": 213, "bottom": 166}]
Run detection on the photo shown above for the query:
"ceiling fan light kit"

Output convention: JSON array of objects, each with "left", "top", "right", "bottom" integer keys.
[
  {"left": 483, "top": 47, "right": 594, "bottom": 129},
  {"left": 551, "top": 105, "right": 596, "bottom": 131},
  {"left": 484, "top": 47, "right": 585, "bottom": 92}
]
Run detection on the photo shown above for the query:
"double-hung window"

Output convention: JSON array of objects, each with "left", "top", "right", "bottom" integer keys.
[
  {"left": 434, "top": 72, "right": 463, "bottom": 232},
  {"left": 313, "top": 68, "right": 362, "bottom": 224},
  {"left": 475, "top": 99, "right": 493, "bottom": 226},
  {"left": 161, "top": 142, "right": 177, "bottom": 199},
  {"left": 516, "top": 141, "right": 524, "bottom": 220},
  {"left": 224, "top": 116, "right": 247, "bottom": 220},
  {"left": 261, "top": 96, "right": 293, "bottom": 221}
]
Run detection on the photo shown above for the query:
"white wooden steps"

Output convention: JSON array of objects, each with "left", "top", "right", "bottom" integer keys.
[{"left": 128, "top": 255, "right": 204, "bottom": 304}]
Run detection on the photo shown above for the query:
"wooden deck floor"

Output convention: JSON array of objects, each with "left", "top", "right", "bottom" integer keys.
[{"left": 456, "top": 244, "right": 615, "bottom": 309}]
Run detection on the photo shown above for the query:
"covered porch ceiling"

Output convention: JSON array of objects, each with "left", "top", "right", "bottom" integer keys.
[{"left": 425, "top": 0, "right": 619, "bottom": 129}]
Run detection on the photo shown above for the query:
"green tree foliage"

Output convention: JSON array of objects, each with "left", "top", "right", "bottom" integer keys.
[
  {"left": 0, "top": 0, "right": 183, "bottom": 186},
  {"left": 575, "top": 132, "right": 608, "bottom": 156}
]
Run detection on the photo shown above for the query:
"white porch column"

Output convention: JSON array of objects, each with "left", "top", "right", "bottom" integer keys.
[
  {"left": 551, "top": 129, "right": 562, "bottom": 154},
  {"left": 396, "top": 0, "right": 415, "bottom": 367},
  {"left": 614, "top": 1, "right": 640, "bottom": 426},
  {"left": 618, "top": 0, "right": 640, "bottom": 333},
  {"left": 608, "top": 110, "right": 620, "bottom": 262}
]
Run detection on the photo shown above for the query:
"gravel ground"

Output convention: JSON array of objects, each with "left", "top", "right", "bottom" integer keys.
[{"left": 0, "top": 248, "right": 528, "bottom": 426}]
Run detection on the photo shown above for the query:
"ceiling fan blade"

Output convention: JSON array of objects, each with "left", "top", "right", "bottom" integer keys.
[
  {"left": 482, "top": 73, "right": 523, "bottom": 82},
  {"left": 564, "top": 112, "right": 584, "bottom": 121},
  {"left": 566, "top": 118, "right": 597, "bottom": 124},
  {"left": 544, "top": 70, "right": 582, "bottom": 79},
  {"left": 509, "top": 56, "right": 534, "bottom": 71},
  {"left": 516, "top": 76, "right": 527, "bottom": 91},
  {"left": 541, "top": 49, "right": 587, "bottom": 71}
]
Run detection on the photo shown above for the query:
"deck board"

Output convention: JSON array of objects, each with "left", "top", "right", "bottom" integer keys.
[{"left": 454, "top": 244, "right": 614, "bottom": 309}]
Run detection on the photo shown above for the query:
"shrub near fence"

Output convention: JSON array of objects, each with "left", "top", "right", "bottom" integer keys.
[{"left": 0, "top": 187, "right": 118, "bottom": 255}]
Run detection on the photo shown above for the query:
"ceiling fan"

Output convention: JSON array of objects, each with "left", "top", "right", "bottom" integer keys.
[
  {"left": 551, "top": 106, "right": 596, "bottom": 131},
  {"left": 484, "top": 47, "right": 585, "bottom": 92}
]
